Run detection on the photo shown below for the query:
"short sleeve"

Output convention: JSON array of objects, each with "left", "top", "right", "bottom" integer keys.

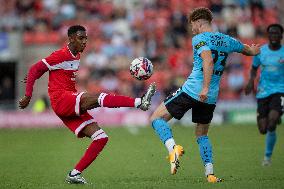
[
  {"left": 229, "top": 37, "right": 244, "bottom": 53},
  {"left": 192, "top": 35, "right": 210, "bottom": 55},
  {"left": 252, "top": 54, "right": 261, "bottom": 68}
]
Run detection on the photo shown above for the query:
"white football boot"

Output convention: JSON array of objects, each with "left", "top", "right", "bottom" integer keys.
[
  {"left": 139, "top": 82, "right": 156, "bottom": 111},
  {"left": 66, "top": 172, "right": 87, "bottom": 184},
  {"left": 262, "top": 156, "right": 272, "bottom": 166}
]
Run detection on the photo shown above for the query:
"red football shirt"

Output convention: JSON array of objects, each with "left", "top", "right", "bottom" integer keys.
[{"left": 25, "top": 45, "right": 80, "bottom": 105}]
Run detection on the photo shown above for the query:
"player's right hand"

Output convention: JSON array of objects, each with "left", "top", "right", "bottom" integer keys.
[
  {"left": 19, "top": 95, "right": 31, "bottom": 109},
  {"left": 199, "top": 87, "right": 209, "bottom": 102},
  {"left": 250, "top": 44, "right": 260, "bottom": 55}
]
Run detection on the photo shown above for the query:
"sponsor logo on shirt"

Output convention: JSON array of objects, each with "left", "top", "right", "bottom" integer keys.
[{"left": 195, "top": 41, "right": 207, "bottom": 50}]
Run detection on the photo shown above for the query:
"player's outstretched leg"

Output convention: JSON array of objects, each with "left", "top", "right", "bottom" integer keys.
[
  {"left": 152, "top": 118, "right": 184, "bottom": 174},
  {"left": 96, "top": 82, "right": 156, "bottom": 111},
  {"left": 197, "top": 135, "right": 223, "bottom": 183}
]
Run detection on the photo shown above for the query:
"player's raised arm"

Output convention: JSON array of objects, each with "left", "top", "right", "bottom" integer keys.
[
  {"left": 228, "top": 36, "right": 260, "bottom": 56},
  {"left": 19, "top": 61, "right": 49, "bottom": 109},
  {"left": 241, "top": 44, "right": 260, "bottom": 56},
  {"left": 199, "top": 50, "right": 214, "bottom": 102}
]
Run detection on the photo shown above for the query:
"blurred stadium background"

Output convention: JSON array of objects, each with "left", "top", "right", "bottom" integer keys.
[
  {"left": 1, "top": 1, "right": 284, "bottom": 189},
  {"left": 0, "top": 0, "right": 284, "bottom": 127}
]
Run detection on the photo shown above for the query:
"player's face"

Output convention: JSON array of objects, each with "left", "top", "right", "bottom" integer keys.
[
  {"left": 268, "top": 27, "right": 282, "bottom": 46},
  {"left": 191, "top": 20, "right": 200, "bottom": 35},
  {"left": 71, "top": 31, "right": 88, "bottom": 52}
]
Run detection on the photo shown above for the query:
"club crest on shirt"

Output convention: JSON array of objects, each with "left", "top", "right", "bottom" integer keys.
[{"left": 195, "top": 41, "right": 207, "bottom": 50}]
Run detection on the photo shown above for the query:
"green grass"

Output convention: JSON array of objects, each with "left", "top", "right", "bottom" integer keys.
[{"left": 0, "top": 124, "right": 284, "bottom": 189}]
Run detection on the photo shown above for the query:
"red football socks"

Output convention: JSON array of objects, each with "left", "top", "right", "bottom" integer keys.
[
  {"left": 75, "top": 137, "right": 108, "bottom": 172},
  {"left": 98, "top": 93, "right": 135, "bottom": 108}
]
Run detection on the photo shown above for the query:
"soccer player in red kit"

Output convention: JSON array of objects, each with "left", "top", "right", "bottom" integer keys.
[{"left": 19, "top": 25, "right": 156, "bottom": 184}]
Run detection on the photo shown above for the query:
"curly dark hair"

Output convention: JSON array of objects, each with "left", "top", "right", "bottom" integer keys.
[
  {"left": 188, "top": 7, "right": 213, "bottom": 23},
  {"left": 67, "top": 25, "right": 86, "bottom": 37}
]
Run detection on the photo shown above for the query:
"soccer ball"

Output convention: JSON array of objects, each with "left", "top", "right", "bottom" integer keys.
[{"left": 130, "top": 57, "right": 153, "bottom": 80}]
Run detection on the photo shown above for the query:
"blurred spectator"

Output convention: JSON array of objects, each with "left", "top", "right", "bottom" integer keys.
[
  {"left": 0, "top": 76, "right": 14, "bottom": 101},
  {"left": 32, "top": 95, "right": 49, "bottom": 113},
  {"left": 0, "top": 76, "right": 15, "bottom": 109},
  {"left": 210, "top": 0, "right": 223, "bottom": 15},
  {"left": 85, "top": 46, "right": 109, "bottom": 70},
  {"left": 227, "top": 64, "right": 245, "bottom": 98},
  {"left": 99, "top": 70, "right": 119, "bottom": 92}
]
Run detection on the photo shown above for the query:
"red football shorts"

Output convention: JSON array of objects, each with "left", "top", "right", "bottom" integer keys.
[{"left": 51, "top": 91, "right": 96, "bottom": 138}]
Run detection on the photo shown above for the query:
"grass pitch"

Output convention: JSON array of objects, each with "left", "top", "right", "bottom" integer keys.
[{"left": 0, "top": 124, "right": 283, "bottom": 189}]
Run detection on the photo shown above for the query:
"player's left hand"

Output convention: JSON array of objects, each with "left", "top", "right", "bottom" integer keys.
[
  {"left": 19, "top": 95, "right": 31, "bottom": 109},
  {"left": 199, "top": 87, "right": 209, "bottom": 102}
]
